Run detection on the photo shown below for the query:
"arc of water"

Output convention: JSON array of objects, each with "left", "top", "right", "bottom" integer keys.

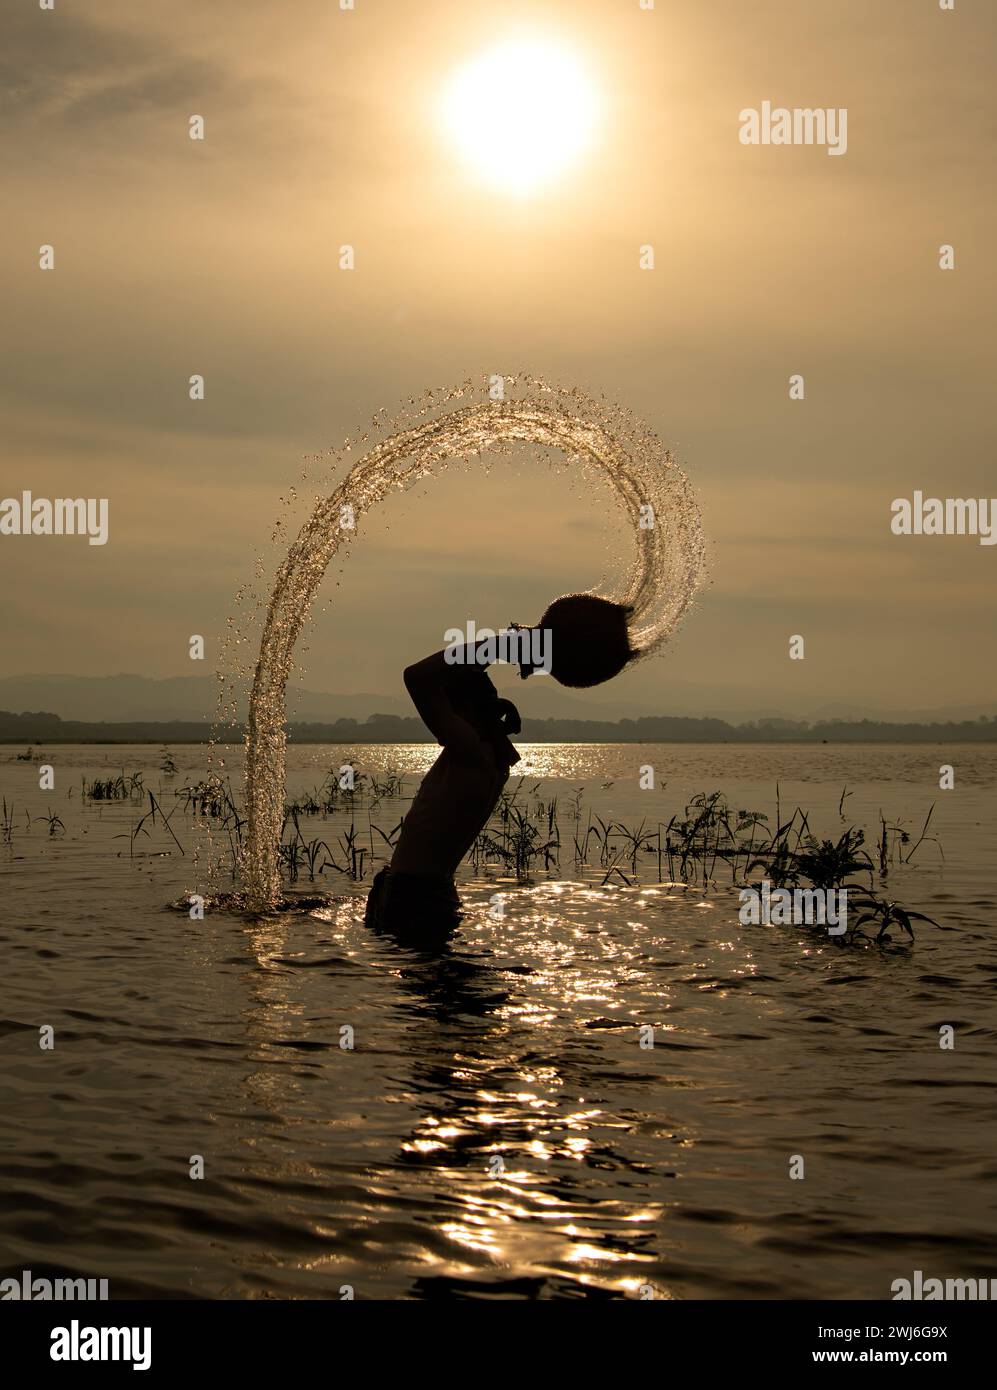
[{"left": 241, "top": 398, "right": 704, "bottom": 909}]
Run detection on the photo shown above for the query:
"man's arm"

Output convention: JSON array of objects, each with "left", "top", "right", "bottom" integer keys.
[{"left": 403, "top": 648, "right": 487, "bottom": 756}]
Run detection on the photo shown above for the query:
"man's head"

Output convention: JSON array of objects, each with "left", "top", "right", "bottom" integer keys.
[{"left": 517, "top": 594, "right": 639, "bottom": 688}]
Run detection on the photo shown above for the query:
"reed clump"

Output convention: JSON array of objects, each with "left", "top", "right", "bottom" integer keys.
[{"left": 82, "top": 771, "right": 144, "bottom": 802}]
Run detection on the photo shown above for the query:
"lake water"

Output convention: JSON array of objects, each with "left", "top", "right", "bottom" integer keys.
[{"left": 1, "top": 742, "right": 995, "bottom": 1299}]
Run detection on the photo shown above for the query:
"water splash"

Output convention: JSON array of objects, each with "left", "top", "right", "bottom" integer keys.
[{"left": 241, "top": 377, "right": 705, "bottom": 909}]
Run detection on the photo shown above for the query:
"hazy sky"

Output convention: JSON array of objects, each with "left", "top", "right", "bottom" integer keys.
[{"left": 2, "top": 0, "right": 995, "bottom": 718}]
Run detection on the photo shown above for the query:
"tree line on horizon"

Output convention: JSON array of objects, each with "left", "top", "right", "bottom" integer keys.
[{"left": 1, "top": 708, "right": 996, "bottom": 744}]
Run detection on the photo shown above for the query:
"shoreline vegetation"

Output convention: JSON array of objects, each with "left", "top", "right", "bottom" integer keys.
[
  {"left": 2, "top": 710, "right": 997, "bottom": 745},
  {"left": 1, "top": 747, "right": 945, "bottom": 945},
  {"left": 15, "top": 763, "right": 938, "bottom": 948}
]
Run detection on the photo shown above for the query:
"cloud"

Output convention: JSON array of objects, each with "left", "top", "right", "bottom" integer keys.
[{"left": 1, "top": 9, "right": 211, "bottom": 128}]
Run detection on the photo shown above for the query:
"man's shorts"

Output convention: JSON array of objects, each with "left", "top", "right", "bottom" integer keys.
[{"left": 364, "top": 866, "right": 462, "bottom": 941}]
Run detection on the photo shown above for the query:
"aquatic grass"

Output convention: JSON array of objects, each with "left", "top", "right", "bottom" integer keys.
[
  {"left": 478, "top": 803, "right": 559, "bottom": 879},
  {"left": 64, "top": 763, "right": 946, "bottom": 946},
  {"left": 176, "top": 777, "right": 231, "bottom": 818},
  {"left": 608, "top": 818, "right": 657, "bottom": 875},
  {"left": 369, "top": 817, "right": 402, "bottom": 853},
  {"left": 136, "top": 792, "right": 186, "bottom": 856},
  {"left": 571, "top": 814, "right": 601, "bottom": 867},
  {"left": 369, "top": 771, "right": 404, "bottom": 801},
  {"left": 286, "top": 788, "right": 324, "bottom": 816},
  {"left": 630, "top": 791, "right": 943, "bottom": 945},
  {"left": 279, "top": 810, "right": 334, "bottom": 881},
  {"left": 901, "top": 804, "right": 942, "bottom": 867},
  {"left": 112, "top": 792, "right": 187, "bottom": 860},
  {"left": 34, "top": 807, "right": 65, "bottom": 837},
  {"left": 335, "top": 822, "right": 368, "bottom": 880},
  {"left": 747, "top": 827, "right": 872, "bottom": 893},
  {"left": 302, "top": 838, "right": 333, "bottom": 879},
  {"left": 113, "top": 820, "right": 149, "bottom": 859},
  {"left": 874, "top": 806, "right": 942, "bottom": 875},
  {"left": 591, "top": 815, "right": 614, "bottom": 867},
  {"left": 663, "top": 791, "right": 744, "bottom": 885},
  {"left": 83, "top": 771, "right": 145, "bottom": 802},
  {"left": 278, "top": 838, "right": 301, "bottom": 880},
  {"left": 842, "top": 890, "right": 942, "bottom": 945}
]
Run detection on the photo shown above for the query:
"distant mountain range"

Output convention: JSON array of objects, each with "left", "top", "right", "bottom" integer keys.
[
  {"left": 0, "top": 672, "right": 603, "bottom": 723},
  {"left": 0, "top": 673, "right": 994, "bottom": 728}
]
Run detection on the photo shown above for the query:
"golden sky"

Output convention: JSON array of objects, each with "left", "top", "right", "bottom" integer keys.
[{"left": 2, "top": 0, "right": 995, "bottom": 719}]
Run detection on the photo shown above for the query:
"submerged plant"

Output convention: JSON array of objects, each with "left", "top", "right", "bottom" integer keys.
[
  {"left": 65, "top": 759, "right": 946, "bottom": 949},
  {"left": 609, "top": 818, "right": 657, "bottom": 875},
  {"left": 34, "top": 808, "right": 65, "bottom": 838},
  {"left": 478, "top": 803, "right": 559, "bottom": 879},
  {"left": 750, "top": 827, "right": 873, "bottom": 892},
  {"left": 844, "top": 890, "right": 941, "bottom": 945},
  {"left": 83, "top": 771, "right": 144, "bottom": 802},
  {"left": 335, "top": 822, "right": 367, "bottom": 880}
]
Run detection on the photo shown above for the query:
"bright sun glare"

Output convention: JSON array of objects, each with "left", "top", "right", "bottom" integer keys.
[{"left": 441, "top": 39, "right": 598, "bottom": 196}]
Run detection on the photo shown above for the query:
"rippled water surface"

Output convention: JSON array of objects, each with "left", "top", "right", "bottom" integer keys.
[{"left": 2, "top": 743, "right": 995, "bottom": 1299}]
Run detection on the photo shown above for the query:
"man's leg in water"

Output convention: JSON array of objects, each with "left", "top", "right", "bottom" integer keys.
[{"left": 365, "top": 867, "right": 461, "bottom": 941}]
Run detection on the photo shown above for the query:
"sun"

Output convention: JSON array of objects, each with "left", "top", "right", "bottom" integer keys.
[{"left": 441, "top": 38, "right": 598, "bottom": 196}]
